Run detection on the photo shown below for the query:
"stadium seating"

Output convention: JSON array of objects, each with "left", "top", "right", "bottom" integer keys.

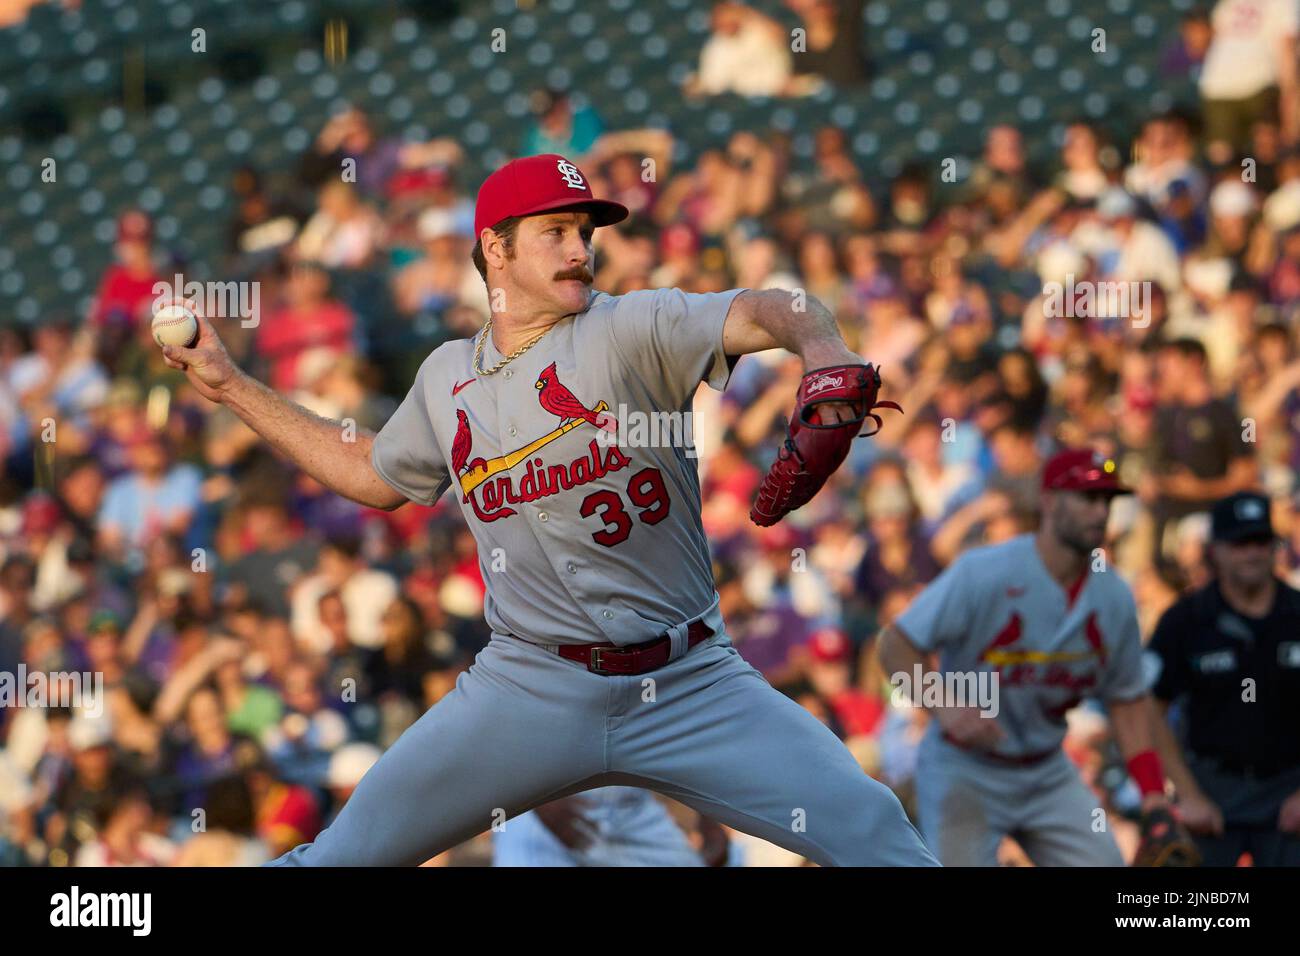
[{"left": 0, "top": 0, "right": 1193, "bottom": 324}]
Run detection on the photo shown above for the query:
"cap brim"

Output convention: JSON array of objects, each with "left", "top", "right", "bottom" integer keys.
[
  {"left": 1214, "top": 525, "right": 1275, "bottom": 542},
  {"left": 514, "top": 197, "right": 629, "bottom": 227},
  {"left": 1045, "top": 482, "right": 1131, "bottom": 496}
]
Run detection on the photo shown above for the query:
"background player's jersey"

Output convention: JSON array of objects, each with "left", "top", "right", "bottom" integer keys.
[
  {"left": 371, "top": 287, "right": 741, "bottom": 646},
  {"left": 492, "top": 787, "right": 706, "bottom": 867},
  {"left": 895, "top": 534, "right": 1147, "bottom": 757}
]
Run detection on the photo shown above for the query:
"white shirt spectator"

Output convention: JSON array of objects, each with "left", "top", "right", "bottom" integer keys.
[
  {"left": 696, "top": 19, "right": 791, "bottom": 96},
  {"left": 1200, "top": 0, "right": 1300, "bottom": 100},
  {"left": 291, "top": 568, "right": 399, "bottom": 652},
  {"left": 1112, "top": 220, "right": 1184, "bottom": 292}
]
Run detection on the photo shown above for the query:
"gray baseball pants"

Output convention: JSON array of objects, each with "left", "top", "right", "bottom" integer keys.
[
  {"left": 269, "top": 631, "right": 938, "bottom": 866},
  {"left": 915, "top": 731, "right": 1124, "bottom": 866}
]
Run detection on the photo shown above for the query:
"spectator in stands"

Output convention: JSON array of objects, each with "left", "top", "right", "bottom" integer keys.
[
  {"left": 91, "top": 211, "right": 164, "bottom": 329},
  {"left": 294, "top": 180, "right": 384, "bottom": 269},
  {"left": 73, "top": 783, "right": 176, "bottom": 866},
  {"left": 1161, "top": 9, "right": 1214, "bottom": 83},
  {"left": 297, "top": 108, "right": 403, "bottom": 199},
  {"left": 1145, "top": 338, "right": 1258, "bottom": 576},
  {"left": 391, "top": 208, "right": 483, "bottom": 318},
  {"left": 255, "top": 261, "right": 357, "bottom": 394},
  {"left": 1200, "top": 0, "right": 1300, "bottom": 164},
  {"left": 1056, "top": 121, "right": 1113, "bottom": 201},
  {"left": 171, "top": 773, "right": 270, "bottom": 866},
  {"left": 521, "top": 88, "right": 605, "bottom": 159},
  {"left": 685, "top": 2, "right": 792, "bottom": 97},
  {"left": 966, "top": 125, "right": 1038, "bottom": 209},
  {"left": 96, "top": 427, "right": 201, "bottom": 568},
  {"left": 786, "top": 0, "right": 869, "bottom": 92},
  {"left": 290, "top": 535, "right": 398, "bottom": 655}
]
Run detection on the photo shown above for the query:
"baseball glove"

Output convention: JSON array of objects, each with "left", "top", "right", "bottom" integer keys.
[
  {"left": 750, "top": 363, "right": 901, "bottom": 527},
  {"left": 1133, "top": 806, "right": 1201, "bottom": 867}
]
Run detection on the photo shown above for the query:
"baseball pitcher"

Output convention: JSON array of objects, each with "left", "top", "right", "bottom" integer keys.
[
  {"left": 878, "top": 449, "right": 1194, "bottom": 866},
  {"left": 160, "top": 153, "right": 936, "bottom": 867}
]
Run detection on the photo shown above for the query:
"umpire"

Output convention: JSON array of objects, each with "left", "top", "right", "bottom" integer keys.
[{"left": 1147, "top": 491, "right": 1300, "bottom": 866}]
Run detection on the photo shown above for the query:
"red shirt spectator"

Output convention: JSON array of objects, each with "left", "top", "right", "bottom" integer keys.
[
  {"left": 91, "top": 211, "right": 162, "bottom": 328},
  {"left": 257, "top": 262, "right": 356, "bottom": 392}
]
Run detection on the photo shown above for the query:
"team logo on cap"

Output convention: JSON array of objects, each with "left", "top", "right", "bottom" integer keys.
[
  {"left": 1236, "top": 498, "right": 1265, "bottom": 520},
  {"left": 556, "top": 159, "right": 587, "bottom": 191},
  {"left": 1093, "top": 452, "right": 1115, "bottom": 474}
]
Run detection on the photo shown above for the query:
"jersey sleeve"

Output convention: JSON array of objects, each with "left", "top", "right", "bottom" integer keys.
[
  {"left": 606, "top": 287, "right": 745, "bottom": 408},
  {"left": 893, "top": 551, "right": 975, "bottom": 652},
  {"left": 1145, "top": 600, "right": 1190, "bottom": 703},
  {"left": 1100, "top": 585, "right": 1148, "bottom": 702},
  {"left": 370, "top": 355, "right": 452, "bottom": 506}
]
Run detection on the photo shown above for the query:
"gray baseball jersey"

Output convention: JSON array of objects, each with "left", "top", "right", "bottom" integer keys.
[
  {"left": 371, "top": 287, "right": 739, "bottom": 646},
  {"left": 896, "top": 533, "right": 1147, "bottom": 758},
  {"left": 269, "top": 286, "right": 939, "bottom": 867},
  {"left": 895, "top": 533, "right": 1145, "bottom": 866}
]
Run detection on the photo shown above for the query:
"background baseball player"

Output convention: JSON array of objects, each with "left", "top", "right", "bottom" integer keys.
[
  {"left": 492, "top": 788, "right": 734, "bottom": 867},
  {"left": 878, "top": 449, "right": 1190, "bottom": 866},
  {"left": 1147, "top": 491, "right": 1300, "bottom": 866},
  {"left": 158, "top": 152, "right": 937, "bottom": 867}
]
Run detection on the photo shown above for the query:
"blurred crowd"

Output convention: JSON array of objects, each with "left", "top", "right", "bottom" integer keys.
[{"left": 4, "top": 0, "right": 1300, "bottom": 866}]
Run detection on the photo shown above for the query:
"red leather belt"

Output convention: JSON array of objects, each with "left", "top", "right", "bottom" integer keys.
[
  {"left": 942, "top": 732, "right": 1057, "bottom": 766},
  {"left": 558, "top": 620, "right": 713, "bottom": 675}
]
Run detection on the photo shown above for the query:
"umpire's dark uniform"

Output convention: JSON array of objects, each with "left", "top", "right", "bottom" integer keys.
[{"left": 1147, "top": 494, "right": 1300, "bottom": 866}]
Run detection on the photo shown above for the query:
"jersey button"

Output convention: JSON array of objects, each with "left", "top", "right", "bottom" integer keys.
[
  {"left": 566, "top": 562, "right": 576, "bottom": 574},
  {"left": 504, "top": 370, "right": 513, "bottom": 380},
  {"left": 508, "top": 425, "right": 517, "bottom": 437},
  {"left": 602, "top": 610, "right": 614, "bottom": 620},
  {"left": 538, "top": 511, "right": 548, "bottom": 522}
]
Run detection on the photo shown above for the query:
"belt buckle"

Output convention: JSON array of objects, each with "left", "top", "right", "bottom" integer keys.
[{"left": 589, "top": 646, "right": 612, "bottom": 676}]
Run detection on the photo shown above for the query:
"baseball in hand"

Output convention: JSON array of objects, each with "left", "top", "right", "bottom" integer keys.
[{"left": 151, "top": 304, "right": 200, "bottom": 349}]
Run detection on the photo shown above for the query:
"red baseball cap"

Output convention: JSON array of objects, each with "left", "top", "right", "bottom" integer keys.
[
  {"left": 1041, "top": 448, "right": 1129, "bottom": 495},
  {"left": 808, "top": 628, "right": 852, "bottom": 664},
  {"left": 474, "top": 153, "right": 628, "bottom": 239}
]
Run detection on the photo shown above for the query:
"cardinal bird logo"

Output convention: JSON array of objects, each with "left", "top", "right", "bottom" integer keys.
[
  {"left": 451, "top": 408, "right": 487, "bottom": 476},
  {"left": 535, "top": 362, "right": 618, "bottom": 431}
]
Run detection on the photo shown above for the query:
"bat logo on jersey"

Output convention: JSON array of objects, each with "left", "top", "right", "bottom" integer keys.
[
  {"left": 452, "top": 369, "right": 629, "bottom": 522},
  {"left": 978, "top": 610, "right": 1108, "bottom": 690}
]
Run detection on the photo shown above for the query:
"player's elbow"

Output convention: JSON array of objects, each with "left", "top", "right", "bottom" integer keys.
[{"left": 876, "top": 624, "right": 914, "bottom": 674}]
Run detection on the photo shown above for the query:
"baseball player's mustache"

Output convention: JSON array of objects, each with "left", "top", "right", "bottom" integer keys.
[{"left": 554, "top": 266, "right": 593, "bottom": 284}]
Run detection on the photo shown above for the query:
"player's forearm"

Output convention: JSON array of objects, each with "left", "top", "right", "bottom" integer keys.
[
  {"left": 877, "top": 625, "right": 930, "bottom": 702},
  {"left": 724, "top": 289, "right": 856, "bottom": 366},
  {"left": 1150, "top": 702, "right": 1203, "bottom": 799},
  {"left": 220, "top": 371, "right": 403, "bottom": 510},
  {"left": 1108, "top": 695, "right": 1159, "bottom": 761}
]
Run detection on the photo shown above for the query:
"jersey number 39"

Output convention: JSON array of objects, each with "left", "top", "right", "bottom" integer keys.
[{"left": 579, "top": 466, "right": 670, "bottom": 547}]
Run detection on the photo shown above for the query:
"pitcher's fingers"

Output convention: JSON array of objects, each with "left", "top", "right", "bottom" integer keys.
[
  {"left": 162, "top": 343, "right": 202, "bottom": 367},
  {"left": 193, "top": 310, "right": 221, "bottom": 344}
]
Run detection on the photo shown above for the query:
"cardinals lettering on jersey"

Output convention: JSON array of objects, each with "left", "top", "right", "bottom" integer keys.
[{"left": 452, "top": 366, "right": 630, "bottom": 522}]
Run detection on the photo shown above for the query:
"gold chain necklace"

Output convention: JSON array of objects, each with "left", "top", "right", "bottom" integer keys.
[{"left": 473, "top": 316, "right": 550, "bottom": 376}]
